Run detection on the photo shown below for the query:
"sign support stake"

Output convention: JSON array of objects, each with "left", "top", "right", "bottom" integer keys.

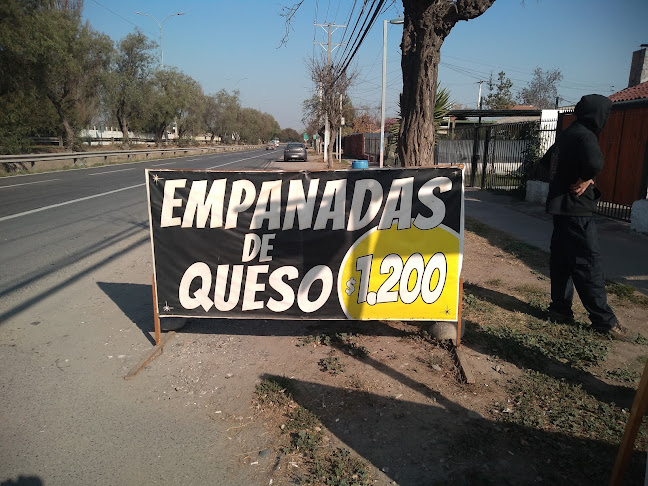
[
  {"left": 122, "top": 275, "right": 171, "bottom": 380},
  {"left": 152, "top": 274, "right": 161, "bottom": 345},
  {"left": 456, "top": 277, "right": 463, "bottom": 347},
  {"left": 609, "top": 356, "right": 648, "bottom": 485}
]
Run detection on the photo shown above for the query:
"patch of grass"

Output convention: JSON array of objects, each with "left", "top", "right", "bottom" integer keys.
[
  {"left": 485, "top": 278, "right": 503, "bottom": 287},
  {"left": 514, "top": 284, "right": 549, "bottom": 311},
  {"left": 334, "top": 332, "right": 369, "bottom": 358},
  {"left": 319, "top": 356, "right": 345, "bottom": 375},
  {"left": 283, "top": 407, "right": 324, "bottom": 458},
  {"left": 478, "top": 318, "right": 609, "bottom": 370},
  {"left": 463, "top": 292, "right": 494, "bottom": 313},
  {"left": 254, "top": 377, "right": 294, "bottom": 408},
  {"left": 504, "top": 370, "right": 646, "bottom": 446},
  {"left": 281, "top": 405, "right": 371, "bottom": 484},
  {"left": 298, "top": 333, "right": 332, "bottom": 347},
  {"left": 346, "top": 373, "right": 365, "bottom": 390},
  {"left": 637, "top": 335, "right": 648, "bottom": 346},
  {"left": 298, "top": 332, "right": 369, "bottom": 358},
  {"left": 606, "top": 281, "right": 648, "bottom": 308},
  {"left": 312, "top": 447, "right": 371, "bottom": 486},
  {"left": 605, "top": 368, "right": 641, "bottom": 384}
]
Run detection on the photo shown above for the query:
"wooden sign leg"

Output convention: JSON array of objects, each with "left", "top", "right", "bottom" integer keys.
[
  {"left": 609, "top": 357, "right": 648, "bottom": 486},
  {"left": 151, "top": 274, "right": 161, "bottom": 346},
  {"left": 456, "top": 277, "right": 464, "bottom": 348}
]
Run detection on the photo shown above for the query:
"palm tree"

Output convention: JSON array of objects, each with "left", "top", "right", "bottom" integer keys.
[{"left": 386, "top": 87, "right": 452, "bottom": 166}]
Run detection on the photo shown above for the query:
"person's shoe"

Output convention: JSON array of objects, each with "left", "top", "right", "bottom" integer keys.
[
  {"left": 595, "top": 323, "right": 638, "bottom": 342},
  {"left": 547, "top": 308, "right": 575, "bottom": 324}
]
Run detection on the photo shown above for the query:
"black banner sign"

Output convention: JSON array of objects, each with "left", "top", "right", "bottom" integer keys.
[{"left": 146, "top": 167, "right": 463, "bottom": 321}]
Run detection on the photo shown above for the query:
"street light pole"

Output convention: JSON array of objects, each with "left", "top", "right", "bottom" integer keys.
[
  {"left": 135, "top": 11, "right": 185, "bottom": 68},
  {"left": 379, "top": 17, "right": 404, "bottom": 168}
]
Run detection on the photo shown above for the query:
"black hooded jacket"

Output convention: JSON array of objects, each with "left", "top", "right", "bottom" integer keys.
[{"left": 541, "top": 94, "right": 612, "bottom": 216}]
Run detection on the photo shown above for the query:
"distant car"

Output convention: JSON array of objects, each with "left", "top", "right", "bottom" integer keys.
[
  {"left": 284, "top": 142, "right": 307, "bottom": 162},
  {"left": 266, "top": 142, "right": 275, "bottom": 150}
]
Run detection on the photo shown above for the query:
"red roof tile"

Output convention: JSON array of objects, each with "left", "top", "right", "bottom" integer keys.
[{"left": 609, "top": 81, "right": 648, "bottom": 102}]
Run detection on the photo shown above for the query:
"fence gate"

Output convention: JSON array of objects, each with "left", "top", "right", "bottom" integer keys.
[{"left": 436, "top": 121, "right": 541, "bottom": 193}]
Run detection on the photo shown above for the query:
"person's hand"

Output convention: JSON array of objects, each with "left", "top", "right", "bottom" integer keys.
[{"left": 570, "top": 178, "right": 593, "bottom": 197}]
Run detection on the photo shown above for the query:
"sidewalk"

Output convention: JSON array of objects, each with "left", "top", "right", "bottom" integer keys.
[{"left": 464, "top": 187, "right": 648, "bottom": 296}]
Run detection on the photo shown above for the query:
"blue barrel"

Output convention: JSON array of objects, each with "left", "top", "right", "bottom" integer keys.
[{"left": 351, "top": 160, "right": 369, "bottom": 169}]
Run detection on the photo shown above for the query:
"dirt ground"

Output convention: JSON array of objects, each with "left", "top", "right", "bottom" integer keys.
[{"left": 138, "top": 177, "right": 648, "bottom": 486}]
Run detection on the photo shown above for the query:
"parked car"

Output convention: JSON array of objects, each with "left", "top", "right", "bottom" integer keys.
[
  {"left": 283, "top": 142, "right": 307, "bottom": 162},
  {"left": 266, "top": 142, "right": 275, "bottom": 150}
]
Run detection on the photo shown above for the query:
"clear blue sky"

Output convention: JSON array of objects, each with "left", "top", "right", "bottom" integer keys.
[{"left": 83, "top": 0, "right": 647, "bottom": 131}]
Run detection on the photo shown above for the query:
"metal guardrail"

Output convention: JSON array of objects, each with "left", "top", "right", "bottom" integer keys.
[{"left": 0, "top": 145, "right": 260, "bottom": 168}]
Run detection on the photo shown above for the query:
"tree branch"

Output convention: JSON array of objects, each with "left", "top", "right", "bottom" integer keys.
[{"left": 279, "top": 0, "right": 306, "bottom": 46}]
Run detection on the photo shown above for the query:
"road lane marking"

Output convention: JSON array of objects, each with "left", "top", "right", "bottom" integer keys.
[
  {"left": 0, "top": 179, "right": 61, "bottom": 189},
  {"left": 88, "top": 167, "right": 137, "bottom": 176},
  {"left": 207, "top": 152, "right": 270, "bottom": 169},
  {"left": 150, "top": 161, "right": 184, "bottom": 167},
  {"left": 0, "top": 151, "right": 270, "bottom": 222},
  {"left": 0, "top": 183, "right": 144, "bottom": 223}
]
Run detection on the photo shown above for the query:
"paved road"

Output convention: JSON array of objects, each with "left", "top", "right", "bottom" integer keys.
[
  {"left": 0, "top": 148, "right": 293, "bottom": 485},
  {"left": 0, "top": 148, "right": 282, "bottom": 318}
]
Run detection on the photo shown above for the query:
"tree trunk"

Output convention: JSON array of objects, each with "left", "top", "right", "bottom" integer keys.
[
  {"left": 398, "top": 0, "right": 496, "bottom": 167},
  {"left": 327, "top": 128, "right": 338, "bottom": 168},
  {"left": 48, "top": 95, "right": 77, "bottom": 150},
  {"left": 117, "top": 115, "right": 130, "bottom": 147}
]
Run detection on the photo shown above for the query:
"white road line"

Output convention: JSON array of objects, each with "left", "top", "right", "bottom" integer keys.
[
  {"left": 150, "top": 161, "right": 183, "bottom": 167},
  {"left": 88, "top": 167, "right": 137, "bottom": 176},
  {"left": 0, "top": 178, "right": 61, "bottom": 189},
  {"left": 207, "top": 152, "right": 269, "bottom": 169},
  {"left": 0, "top": 151, "right": 268, "bottom": 222},
  {"left": 0, "top": 183, "right": 144, "bottom": 223}
]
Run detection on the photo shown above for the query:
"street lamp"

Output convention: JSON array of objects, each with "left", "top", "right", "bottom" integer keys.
[
  {"left": 135, "top": 11, "right": 185, "bottom": 68},
  {"left": 379, "top": 16, "right": 404, "bottom": 168}
]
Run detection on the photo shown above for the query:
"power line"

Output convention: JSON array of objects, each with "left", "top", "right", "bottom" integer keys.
[{"left": 88, "top": 0, "right": 157, "bottom": 38}]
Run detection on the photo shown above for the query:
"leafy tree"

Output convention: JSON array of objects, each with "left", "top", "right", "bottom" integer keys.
[
  {"left": 280, "top": 128, "right": 302, "bottom": 142},
  {"left": 518, "top": 67, "right": 563, "bottom": 109},
  {"left": 104, "top": 32, "right": 156, "bottom": 146},
  {"left": 235, "top": 108, "right": 280, "bottom": 144},
  {"left": 203, "top": 90, "right": 242, "bottom": 144},
  {"left": 175, "top": 80, "right": 205, "bottom": 141},
  {"left": 143, "top": 68, "right": 202, "bottom": 145},
  {"left": 352, "top": 111, "right": 380, "bottom": 134},
  {"left": 0, "top": 0, "right": 113, "bottom": 149},
  {"left": 484, "top": 71, "right": 515, "bottom": 109}
]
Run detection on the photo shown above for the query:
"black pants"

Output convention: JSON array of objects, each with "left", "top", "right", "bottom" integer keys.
[{"left": 549, "top": 215, "right": 617, "bottom": 331}]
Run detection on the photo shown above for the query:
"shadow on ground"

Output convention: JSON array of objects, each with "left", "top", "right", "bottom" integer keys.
[{"left": 261, "top": 366, "right": 645, "bottom": 486}]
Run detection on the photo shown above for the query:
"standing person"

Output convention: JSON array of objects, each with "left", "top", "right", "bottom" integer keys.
[{"left": 540, "top": 94, "right": 636, "bottom": 341}]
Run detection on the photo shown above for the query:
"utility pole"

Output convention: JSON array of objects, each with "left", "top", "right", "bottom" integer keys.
[
  {"left": 476, "top": 80, "right": 484, "bottom": 109},
  {"left": 338, "top": 93, "right": 344, "bottom": 160},
  {"left": 314, "top": 23, "right": 345, "bottom": 164}
]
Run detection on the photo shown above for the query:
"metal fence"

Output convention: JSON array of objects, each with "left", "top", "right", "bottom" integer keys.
[
  {"left": 436, "top": 121, "right": 543, "bottom": 193},
  {"left": 436, "top": 116, "right": 633, "bottom": 222}
]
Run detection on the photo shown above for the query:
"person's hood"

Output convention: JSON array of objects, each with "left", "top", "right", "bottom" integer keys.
[{"left": 574, "top": 94, "right": 612, "bottom": 135}]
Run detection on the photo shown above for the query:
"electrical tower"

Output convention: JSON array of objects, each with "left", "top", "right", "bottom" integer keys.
[{"left": 314, "top": 23, "right": 345, "bottom": 162}]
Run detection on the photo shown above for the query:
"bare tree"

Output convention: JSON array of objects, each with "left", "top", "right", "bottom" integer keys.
[{"left": 302, "top": 57, "right": 355, "bottom": 168}]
